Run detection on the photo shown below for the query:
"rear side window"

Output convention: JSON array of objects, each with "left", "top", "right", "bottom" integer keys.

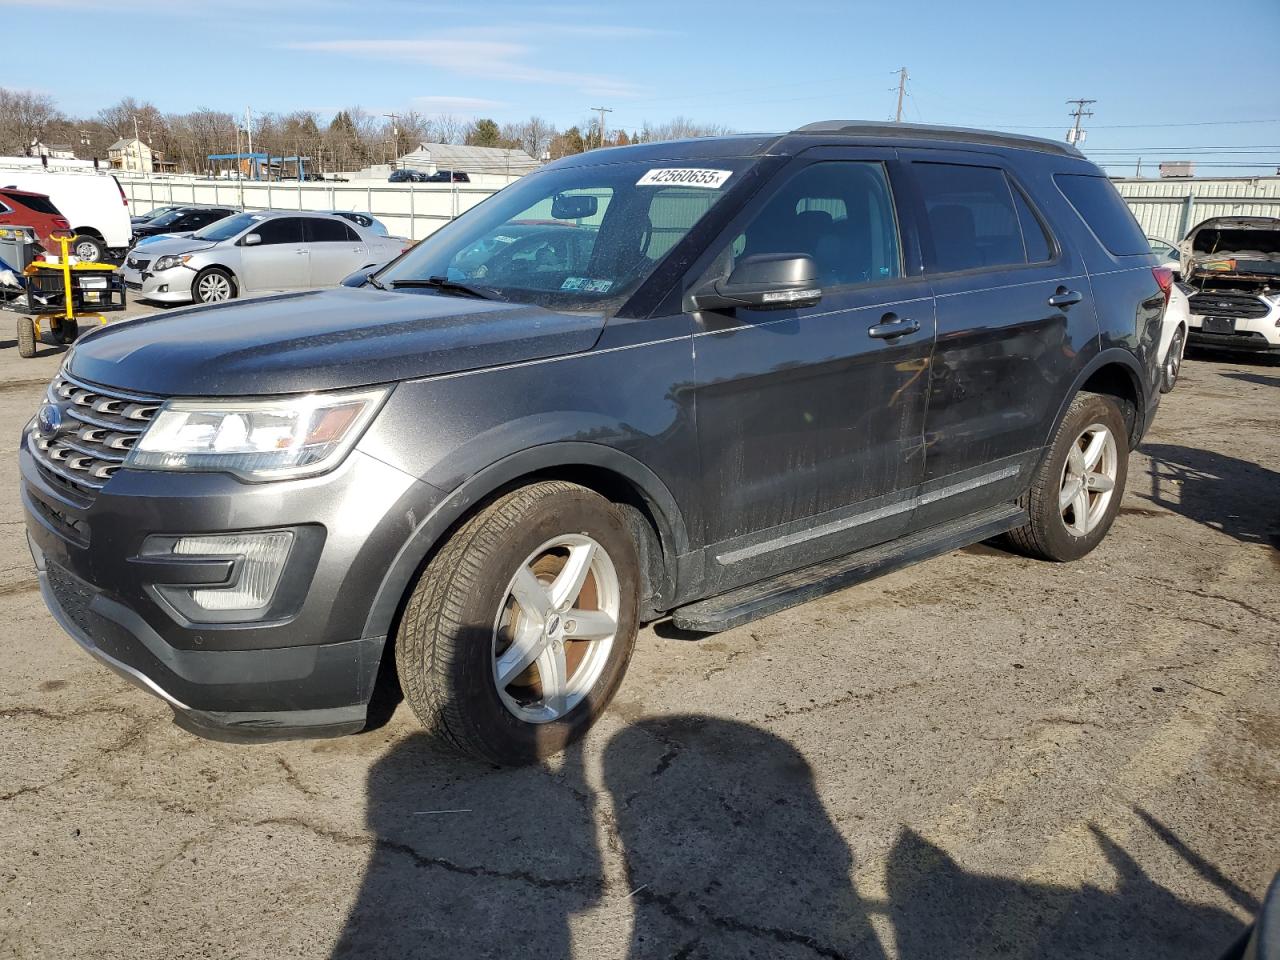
[
  {"left": 1054, "top": 174, "right": 1150, "bottom": 256},
  {"left": 306, "top": 218, "right": 359, "bottom": 243},
  {"left": 913, "top": 162, "right": 1026, "bottom": 272},
  {"left": 13, "top": 193, "right": 60, "bottom": 215}
]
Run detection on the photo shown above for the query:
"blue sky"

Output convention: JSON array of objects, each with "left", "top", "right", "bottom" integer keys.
[{"left": 6, "top": 0, "right": 1280, "bottom": 174}]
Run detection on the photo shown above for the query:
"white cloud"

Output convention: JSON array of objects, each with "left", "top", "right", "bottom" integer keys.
[{"left": 284, "top": 33, "right": 644, "bottom": 99}]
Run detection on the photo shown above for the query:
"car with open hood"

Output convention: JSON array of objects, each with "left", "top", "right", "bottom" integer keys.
[
  {"left": 22, "top": 122, "right": 1169, "bottom": 764},
  {"left": 1180, "top": 216, "right": 1280, "bottom": 354}
]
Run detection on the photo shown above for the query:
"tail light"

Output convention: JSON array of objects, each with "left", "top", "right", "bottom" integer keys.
[
  {"left": 1152, "top": 266, "right": 1174, "bottom": 304},
  {"left": 53, "top": 217, "right": 70, "bottom": 230},
  {"left": 113, "top": 175, "right": 128, "bottom": 207}
]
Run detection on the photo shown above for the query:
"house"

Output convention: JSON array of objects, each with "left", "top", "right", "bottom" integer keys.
[
  {"left": 29, "top": 141, "right": 76, "bottom": 160},
  {"left": 108, "top": 137, "right": 155, "bottom": 174},
  {"left": 397, "top": 142, "right": 540, "bottom": 179}
]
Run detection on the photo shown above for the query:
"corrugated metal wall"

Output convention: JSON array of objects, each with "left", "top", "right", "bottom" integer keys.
[{"left": 1115, "top": 177, "right": 1280, "bottom": 241}]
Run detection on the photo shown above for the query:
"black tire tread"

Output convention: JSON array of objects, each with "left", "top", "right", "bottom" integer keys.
[{"left": 395, "top": 480, "right": 599, "bottom": 758}]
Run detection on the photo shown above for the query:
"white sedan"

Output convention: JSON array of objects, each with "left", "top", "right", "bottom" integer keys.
[{"left": 121, "top": 211, "right": 407, "bottom": 305}]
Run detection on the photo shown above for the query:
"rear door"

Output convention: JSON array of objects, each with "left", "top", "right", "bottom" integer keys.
[
  {"left": 304, "top": 217, "right": 367, "bottom": 286},
  {"left": 901, "top": 150, "right": 1098, "bottom": 527},
  {"left": 238, "top": 216, "right": 309, "bottom": 291},
  {"left": 688, "top": 148, "right": 936, "bottom": 590}
]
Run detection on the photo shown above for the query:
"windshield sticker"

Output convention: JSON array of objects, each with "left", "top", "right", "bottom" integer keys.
[
  {"left": 637, "top": 168, "right": 732, "bottom": 189},
  {"left": 493, "top": 235, "right": 517, "bottom": 244},
  {"left": 561, "top": 277, "right": 614, "bottom": 293}
]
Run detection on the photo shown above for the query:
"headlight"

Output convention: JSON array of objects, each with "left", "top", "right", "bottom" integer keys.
[
  {"left": 126, "top": 387, "right": 388, "bottom": 480},
  {"left": 153, "top": 254, "right": 192, "bottom": 271}
]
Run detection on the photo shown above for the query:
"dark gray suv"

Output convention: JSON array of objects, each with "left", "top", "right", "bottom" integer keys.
[{"left": 21, "top": 122, "right": 1169, "bottom": 764}]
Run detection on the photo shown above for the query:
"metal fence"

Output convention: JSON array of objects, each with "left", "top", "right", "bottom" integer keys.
[{"left": 1114, "top": 178, "right": 1280, "bottom": 241}]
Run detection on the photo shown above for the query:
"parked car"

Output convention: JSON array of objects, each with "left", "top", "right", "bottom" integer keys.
[
  {"left": 388, "top": 169, "right": 428, "bottom": 183},
  {"left": 130, "top": 206, "right": 237, "bottom": 244},
  {"left": 0, "top": 169, "right": 131, "bottom": 261},
  {"left": 1148, "top": 236, "right": 1180, "bottom": 268},
  {"left": 0, "top": 188, "right": 72, "bottom": 254},
  {"left": 131, "top": 205, "right": 183, "bottom": 227},
  {"left": 1181, "top": 216, "right": 1280, "bottom": 354},
  {"left": 426, "top": 169, "right": 470, "bottom": 183},
  {"left": 22, "top": 122, "right": 1169, "bottom": 763},
  {"left": 322, "top": 210, "right": 390, "bottom": 237},
  {"left": 120, "top": 210, "right": 405, "bottom": 304},
  {"left": 1160, "top": 280, "right": 1191, "bottom": 392}
]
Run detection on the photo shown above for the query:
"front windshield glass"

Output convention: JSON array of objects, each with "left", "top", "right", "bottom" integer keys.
[
  {"left": 193, "top": 211, "right": 260, "bottom": 242},
  {"left": 378, "top": 158, "right": 752, "bottom": 311},
  {"left": 149, "top": 209, "right": 184, "bottom": 227}
]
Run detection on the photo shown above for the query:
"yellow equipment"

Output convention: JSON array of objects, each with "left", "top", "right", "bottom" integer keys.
[{"left": 16, "top": 235, "right": 126, "bottom": 358}]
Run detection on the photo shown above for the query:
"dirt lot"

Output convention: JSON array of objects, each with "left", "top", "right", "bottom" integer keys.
[{"left": 0, "top": 314, "right": 1276, "bottom": 959}]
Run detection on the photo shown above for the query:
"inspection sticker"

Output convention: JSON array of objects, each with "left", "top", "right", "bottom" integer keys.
[
  {"left": 561, "top": 277, "right": 614, "bottom": 293},
  {"left": 636, "top": 168, "right": 732, "bottom": 189}
]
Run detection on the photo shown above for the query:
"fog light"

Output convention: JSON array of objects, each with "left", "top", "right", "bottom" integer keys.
[{"left": 146, "top": 531, "right": 293, "bottom": 611}]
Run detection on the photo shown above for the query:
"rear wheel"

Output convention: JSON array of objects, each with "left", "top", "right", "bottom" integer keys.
[
  {"left": 1161, "top": 326, "right": 1185, "bottom": 393},
  {"left": 192, "top": 267, "right": 235, "bottom": 304},
  {"left": 1004, "top": 392, "right": 1129, "bottom": 562},
  {"left": 71, "top": 234, "right": 104, "bottom": 262},
  {"left": 395, "top": 481, "right": 640, "bottom": 765},
  {"left": 16, "top": 316, "right": 36, "bottom": 358}
]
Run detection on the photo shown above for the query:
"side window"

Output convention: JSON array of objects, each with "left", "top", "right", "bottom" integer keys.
[
  {"left": 1012, "top": 188, "right": 1054, "bottom": 263},
  {"left": 254, "top": 218, "right": 304, "bottom": 245},
  {"left": 1054, "top": 173, "right": 1151, "bottom": 256},
  {"left": 306, "top": 218, "right": 357, "bottom": 243},
  {"left": 728, "top": 161, "right": 902, "bottom": 288},
  {"left": 914, "top": 162, "right": 1029, "bottom": 272}
]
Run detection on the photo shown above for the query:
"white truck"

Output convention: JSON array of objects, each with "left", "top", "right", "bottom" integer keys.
[{"left": 0, "top": 166, "right": 132, "bottom": 261}]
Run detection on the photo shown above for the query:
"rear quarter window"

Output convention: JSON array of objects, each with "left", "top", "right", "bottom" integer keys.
[
  {"left": 13, "top": 193, "right": 60, "bottom": 215},
  {"left": 1054, "top": 174, "right": 1150, "bottom": 256}
]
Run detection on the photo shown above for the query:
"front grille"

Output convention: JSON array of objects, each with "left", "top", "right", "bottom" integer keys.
[
  {"left": 1189, "top": 291, "right": 1271, "bottom": 320},
  {"left": 28, "top": 373, "right": 162, "bottom": 499},
  {"left": 126, "top": 256, "right": 149, "bottom": 271},
  {"left": 46, "top": 562, "right": 95, "bottom": 636}
]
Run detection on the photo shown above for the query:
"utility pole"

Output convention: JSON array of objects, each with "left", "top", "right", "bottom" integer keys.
[
  {"left": 1135, "top": 157, "right": 1142, "bottom": 178},
  {"left": 589, "top": 106, "right": 612, "bottom": 148},
  {"left": 245, "top": 106, "right": 254, "bottom": 179},
  {"left": 133, "top": 115, "right": 144, "bottom": 174},
  {"left": 894, "top": 67, "right": 908, "bottom": 123},
  {"left": 384, "top": 113, "right": 401, "bottom": 166},
  {"left": 1066, "top": 98, "right": 1095, "bottom": 146}
]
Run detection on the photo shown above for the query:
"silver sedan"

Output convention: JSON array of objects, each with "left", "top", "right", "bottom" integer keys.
[{"left": 121, "top": 210, "right": 407, "bottom": 305}]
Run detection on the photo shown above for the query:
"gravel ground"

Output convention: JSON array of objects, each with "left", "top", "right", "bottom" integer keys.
[{"left": 0, "top": 313, "right": 1276, "bottom": 959}]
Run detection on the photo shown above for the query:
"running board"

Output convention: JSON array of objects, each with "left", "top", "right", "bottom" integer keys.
[{"left": 672, "top": 503, "right": 1027, "bottom": 634}]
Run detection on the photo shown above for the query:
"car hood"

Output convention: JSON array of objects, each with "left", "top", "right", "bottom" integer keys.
[
  {"left": 67, "top": 286, "right": 607, "bottom": 396},
  {"left": 129, "top": 235, "right": 212, "bottom": 256}
]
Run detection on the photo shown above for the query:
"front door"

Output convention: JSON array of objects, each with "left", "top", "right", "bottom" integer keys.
[
  {"left": 239, "top": 216, "right": 309, "bottom": 291},
  {"left": 689, "top": 151, "right": 936, "bottom": 590},
  {"left": 901, "top": 151, "right": 1099, "bottom": 527}
]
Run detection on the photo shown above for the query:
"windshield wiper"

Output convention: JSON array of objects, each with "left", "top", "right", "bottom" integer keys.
[
  {"left": 389, "top": 276, "right": 504, "bottom": 300},
  {"left": 365, "top": 273, "right": 386, "bottom": 290}
]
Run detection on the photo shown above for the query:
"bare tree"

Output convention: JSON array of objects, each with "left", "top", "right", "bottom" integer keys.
[
  {"left": 639, "top": 116, "right": 733, "bottom": 143},
  {"left": 0, "top": 87, "right": 63, "bottom": 155},
  {"left": 515, "top": 116, "right": 554, "bottom": 159},
  {"left": 429, "top": 114, "right": 467, "bottom": 146}
]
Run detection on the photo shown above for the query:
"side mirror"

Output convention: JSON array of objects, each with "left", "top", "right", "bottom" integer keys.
[
  {"left": 242, "top": 233, "right": 262, "bottom": 246},
  {"left": 688, "top": 253, "right": 822, "bottom": 312},
  {"left": 551, "top": 194, "right": 598, "bottom": 220}
]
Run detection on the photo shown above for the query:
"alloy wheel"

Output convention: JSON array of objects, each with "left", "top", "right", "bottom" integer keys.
[
  {"left": 197, "top": 274, "right": 232, "bottom": 302},
  {"left": 491, "top": 534, "right": 620, "bottom": 723},
  {"left": 1059, "top": 422, "right": 1118, "bottom": 536}
]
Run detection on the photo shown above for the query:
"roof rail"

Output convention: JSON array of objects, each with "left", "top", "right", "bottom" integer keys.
[{"left": 793, "top": 121, "right": 1083, "bottom": 158}]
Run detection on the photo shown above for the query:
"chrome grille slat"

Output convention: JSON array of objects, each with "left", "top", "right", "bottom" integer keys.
[{"left": 30, "top": 372, "right": 165, "bottom": 500}]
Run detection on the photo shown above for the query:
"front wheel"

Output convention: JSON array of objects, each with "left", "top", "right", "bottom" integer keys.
[
  {"left": 16, "top": 316, "right": 36, "bottom": 358},
  {"left": 1004, "top": 392, "right": 1129, "bottom": 562},
  {"left": 71, "top": 234, "right": 104, "bottom": 262},
  {"left": 395, "top": 481, "right": 640, "bottom": 765},
  {"left": 192, "top": 267, "right": 236, "bottom": 304}
]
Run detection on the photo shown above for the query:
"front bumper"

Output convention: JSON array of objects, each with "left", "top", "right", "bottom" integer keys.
[
  {"left": 120, "top": 263, "right": 194, "bottom": 304},
  {"left": 21, "top": 428, "right": 438, "bottom": 741},
  {"left": 1188, "top": 301, "right": 1280, "bottom": 352}
]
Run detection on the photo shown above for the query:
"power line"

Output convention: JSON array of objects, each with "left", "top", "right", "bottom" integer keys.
[
  {"left": 589, "top": 105, "right": 612, "bottom": 148},
  {"left": 894, "top": 68, "right": 909, "bottom": 123}
]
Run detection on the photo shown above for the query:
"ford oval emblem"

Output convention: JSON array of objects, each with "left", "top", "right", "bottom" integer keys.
[{"left": 36, "top": 402, "right": 63, "bottom": 439}]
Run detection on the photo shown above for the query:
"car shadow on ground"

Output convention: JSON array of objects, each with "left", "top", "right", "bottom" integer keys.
[
  {"left": 1139, "top": 443, "right": 1280, "bottom": 550},
  {"left": 1187, "top": 347, "right": 1280, "bottom": 369},
  {"left": 1218, "top": 370, "right": 1280, "bottom": 389},
  {"left": 333, "top": 715, "right": 1249, "bottom": 958}
]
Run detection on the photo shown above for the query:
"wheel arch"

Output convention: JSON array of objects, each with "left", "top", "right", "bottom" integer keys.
[
  {"left": 361, "top": 442, "right": 690, "bottom": 644},
  {"left": 71, "top": 225, "right": 104, "bottom": 240},
  {"left": 1047, "top": 349, "right": 1148, "bottom": 449},
  {"left": 192, "top": 263, "right": 239, "bottom": 297}
]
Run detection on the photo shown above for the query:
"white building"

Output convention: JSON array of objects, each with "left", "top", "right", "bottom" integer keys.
[
  {"left": 398, "top": 142, "right": 540, "bottom": 180},
  {"left": 29, "top": 141, "right": 76, "bottom": 160}
]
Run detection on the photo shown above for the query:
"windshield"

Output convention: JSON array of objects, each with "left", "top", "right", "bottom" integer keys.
[
  {"left": 192, "top": 211, "right": 259, "bottom": 242},
  {"left": 378, "top": 158, "right": 752, "bottom": 311},
  {"left": 149, "top": 209, "right": 186, "bottom": 227}
]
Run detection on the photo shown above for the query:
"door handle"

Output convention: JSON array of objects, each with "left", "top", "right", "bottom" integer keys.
[
  {"left": 295, "top": 249, "right": 308, "bottom": 255},
  {"left": 1048, "top": 288, "right": 1083, "bottom": 308},
  {"left": 868, "top": 314, "right": 920, "bottom": 340}
]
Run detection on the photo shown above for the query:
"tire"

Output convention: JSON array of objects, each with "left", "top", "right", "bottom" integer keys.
[
  {"left": 71, "top": 234, "right": 104, "bottom": 262},
  {"left": 1161, "top": 326, "right": 1185, "bottom": 393},
  {"left": 192, "top": 267, "right": 236, "bottom": 304},
  {"left": 54, "top": 319, "right": 79, "bottom": 345},
  {"left": 395, "top": 481, "right": 640, "bottom": 765},
  {"left": 17, "top": 316, "right": 36, "bottom": 358},
  {"left": 1004, "top": 392, "right": 1129, "bottom": 562}
]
